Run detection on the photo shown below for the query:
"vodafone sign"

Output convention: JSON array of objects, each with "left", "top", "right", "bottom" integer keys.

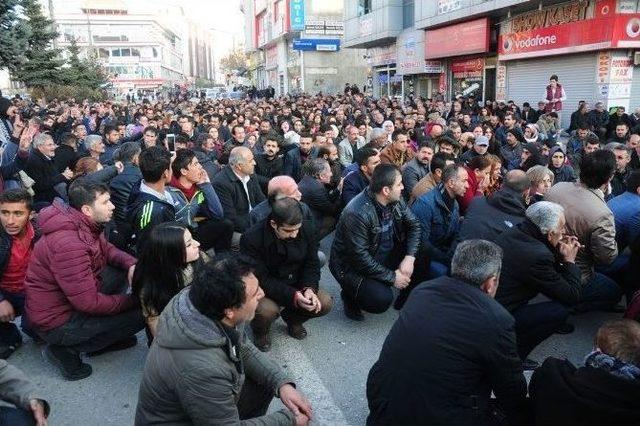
[{"left": 499, "top": 0, "right": 640, "bottom": 60}]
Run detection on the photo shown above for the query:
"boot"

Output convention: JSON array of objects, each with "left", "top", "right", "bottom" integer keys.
[{"left": 341, "top": 291, "right": 364, "bottom": 321}]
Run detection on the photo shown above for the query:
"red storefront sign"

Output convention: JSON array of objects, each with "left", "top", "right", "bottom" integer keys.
[
  {"left": 499, "top": 0, "right": 640, "bottom": 60},
  {"left": 425, "top": 18, "right": 490, "bottom": 59},
  {"left": 451, "top": 58, "right": 485, "bottom": 79}
]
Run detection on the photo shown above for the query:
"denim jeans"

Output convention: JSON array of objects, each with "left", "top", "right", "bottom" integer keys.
[
  {"left": 0, "top": 406, "right": 34, "bottom": 426},
  {"left": 0, "top": 292, "right": 37, "bottom": 347},
  {"left": 576, "top": 272, "right": 622, "bottom": 312},
  {"left": 429, "top": 261, "right": 449, "bottom": 279},
  {"left": 512, "top": 301, "right": 569, "bottom": 359}
]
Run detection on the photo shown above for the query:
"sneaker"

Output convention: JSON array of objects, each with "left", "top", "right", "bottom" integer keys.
[
  {"left": 522, "top": 358, "right": 540, "bottom": 371},
  {"left": 286, "top": 323, "right": 308, "bottom": 340},
  {"left": 555, "top": 322, "right": 575, "bottom": 334},
  {"left": 43, "top": 345, "right": 92, "bottom": 381},
  {"left": 87, "top": 336, "right": 138, "bottom": 357},
  {"left": 253, "top": 334, "right": 271, "bottom": 352},
  {"left": 0, "top": 341, "right": 21, "bottom": 360}
]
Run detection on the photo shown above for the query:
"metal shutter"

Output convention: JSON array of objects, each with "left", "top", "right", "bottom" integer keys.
[
  {"left": 630, "top": 69, "right": 640, "bottom": 112},
  {"left": 505, "top": 53, "right": 597, "bottom": 129}
]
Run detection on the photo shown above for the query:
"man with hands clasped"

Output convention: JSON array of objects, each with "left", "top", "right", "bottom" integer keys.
[
  {"left": 330, "top": 164, "right": 421, "bottom": 321},
  {"left": 241, "top": 197, "right": 332, "bottom": 352},
  {"left": 494, "top": 201, "right": 584, "bottom": 369}
]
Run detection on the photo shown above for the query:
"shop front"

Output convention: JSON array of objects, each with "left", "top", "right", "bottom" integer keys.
[
  {"left": 424, "top": 17, "right": 495, "bottom": 101},
  {"left": 396, "top": 29, "right": 444, "bottom": 99},
  {"left": 497, "top": 0, "right": 640, "bottom": 127},
  {"left": 366, "top": 44, "right": 398, "bottom": 98}
]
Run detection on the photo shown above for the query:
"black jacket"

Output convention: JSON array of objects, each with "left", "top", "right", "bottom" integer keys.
[
  {"left": 24, "top": 149, "right": 69, "bottom": 204},
  {"left": 495, "top": 220, "right": 582, "bottom": 312},
  {"left": 367, "top": 276, "right": 528, "bottom": 426},
  {"left": 126, "top": 186, "right": 176, "bottom": 253},
  {"left": 329, "top": 189, "right": 420, "bottom": 298},
  {"left": 110, "top": 163, "right": 142, "bottom": 224},
  {"left": 530, "top": 357, "right": 640, "bottom": 426},
  {"left": 212, "top": 167, "right": 265, "bottom": 233},
  {"left": 283, "top": 147, "right": 317, "bottom": 182},
  {"left": 254, "top": 153, "right": 283, "bottom": 193},
  {"left": 53, "top": 144, "right": 79, "bottom": 173},
  {"left": 342, "top": 169, "right": 369, "bottom": 206},
  {"left": 457, "top": 187, "right": 527, "bottom": 244},
  {"left": 193, "top": 148, "right": 220, "bottom": 182},
  {"left": 240, "top": 219, "right": 320, "bottom": 309},
  {"left": 298, "top": 176, "right": 341, "bottom": 225}
]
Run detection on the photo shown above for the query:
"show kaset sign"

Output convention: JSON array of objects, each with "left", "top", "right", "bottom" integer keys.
[{"left": 498, "top": 0, "right": 640, "bottom": 60}]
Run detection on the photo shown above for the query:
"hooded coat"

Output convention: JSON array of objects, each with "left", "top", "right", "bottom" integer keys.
[
  {"left": 24, "top": 201, "right": 137, "bottom": 332},
  {"left": 548, "top": 146, "right": 577, "bottom": 184},
  {"left": 135, "top": 289, "right": 295, "bottom": 425}
]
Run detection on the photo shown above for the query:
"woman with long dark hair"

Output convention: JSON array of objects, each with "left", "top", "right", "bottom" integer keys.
[{"left": 132, "top": 222, "right": 202, "bottom": 340}]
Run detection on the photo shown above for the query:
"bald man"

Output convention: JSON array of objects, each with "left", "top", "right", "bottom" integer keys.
[
  {"left": 212, "top": 147, "right": 266, "bottom": 236},
  {"left": 456, "top": 170, "right": 530, "bottom": 244},
  {"left": 249, "top": 175, "right": 316, "bottom": 231}
]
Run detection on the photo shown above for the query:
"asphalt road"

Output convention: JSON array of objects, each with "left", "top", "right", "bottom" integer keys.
[{"left": 8, "top": 238, "right": 618, "bottom": 425}]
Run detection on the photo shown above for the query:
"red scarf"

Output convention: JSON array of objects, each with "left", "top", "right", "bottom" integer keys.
[{"left": 170, "top": 176, "right": 198, "bottom": 201}]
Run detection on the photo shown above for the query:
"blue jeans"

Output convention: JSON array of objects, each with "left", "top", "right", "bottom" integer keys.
[
  {"left": 576, "top": 272, "right": 622, "bottom": 312},
  {"left": 0, "top": 292, "right": 37, "bottom": 347},
  {"left": 429, "top": 261, "right": 448, "bottom": 279},
  {"left": 512, "top": 301, "right": 569, "bottom": 359},
  {"left": 0, "top": 406, "right": 34, "bottom": 426}
]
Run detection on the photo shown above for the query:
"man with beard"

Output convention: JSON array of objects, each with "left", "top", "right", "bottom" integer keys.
[
  {"left": 254, "top": 134, "right": 284, "bottom": 193},
  {"left": 283, "top": 133, "right": 317, "bottom": 182},
  {"left": 318, "top": 144, "right": 343, "bottom": 189}
]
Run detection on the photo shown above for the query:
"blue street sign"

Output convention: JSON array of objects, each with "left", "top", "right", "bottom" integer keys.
[
  {"left": 292, "top": 38, "right": 341, "bottom": 52},
  {"left": 290, "top": 0, "right": 305, "bottom": 31}
]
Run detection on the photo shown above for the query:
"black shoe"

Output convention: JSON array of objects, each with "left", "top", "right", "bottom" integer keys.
[
  {"left": 87, "top": 336, "right": 138, "bottom": 357},
  {"left": 286, "top": 323, "right": 308, "bottom": 340},
  {"left": 253, "top": 334, "right": 271, "bottom": 352},
  {"left": 522, "top": 358, "right": 540, "bottom": 371},
  {"left": 342, "top": 292, "right": 364, "bottom": 321},
  {"left": 0, "top": 341, "right": 21, "bottom": 360},
  {"left": 555, "top": 322, "right": 575, "bottom": 334},
  {"left": 43, "top": 345, "right": 92, "bottom": 381},
  {"left": 394, "top": 292, "right": 409, "bottom": 311},
  {"left": 606, "top": 304, "right": 626, "bottom": 313}
]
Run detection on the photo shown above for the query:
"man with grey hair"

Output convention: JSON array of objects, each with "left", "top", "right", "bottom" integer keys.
[
  {"left": 368, "top": 127, "right": 388, "bottom": 150},
  {"left": 24, "top": 133, "right": 73, "bottom": 210},
  {"left": 212, "top": 146, "right": 265, "bottom": 235},
  {"left": 83, "top": 134, "right": 105, "bottom": 161},
  {"left": 298, "top": 158, "right": 341, "bottom": 239},
  {"left": 605, "top": 142, "right": 632, "bottom": 198},
  {"left": 338, "top": 125, "right": 366, "bottom": 167},
  {"left": 495, "top": 201, "right": 582, "bottom": 367},
  {"left": 367, "top": 239, "right": 528, "bottom": 425}
]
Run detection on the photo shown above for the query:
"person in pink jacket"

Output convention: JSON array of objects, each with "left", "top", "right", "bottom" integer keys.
[{"left": 25, "top": 181, "right": 143, "bottom": 381}]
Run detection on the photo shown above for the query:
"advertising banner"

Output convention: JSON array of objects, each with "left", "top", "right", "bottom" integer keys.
[{"left": 425, "top": 18, "right": 490, "bottom": 59}]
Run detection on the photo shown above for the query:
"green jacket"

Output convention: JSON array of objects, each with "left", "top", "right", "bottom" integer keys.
[{"left": 135, "top": 288, "right": 295, "bottom": 425}]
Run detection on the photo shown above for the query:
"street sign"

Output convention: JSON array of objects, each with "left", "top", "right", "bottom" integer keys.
[
  {"left": 290, "top": 0, "right": 305, "bottom": 31},
  {"left": 292, "top": 38, "right": 341, "bottom": 52}
]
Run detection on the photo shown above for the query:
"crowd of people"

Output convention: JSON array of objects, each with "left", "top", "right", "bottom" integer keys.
[{"left": 0, "top": 72, "right": 638, "bottom": 424}]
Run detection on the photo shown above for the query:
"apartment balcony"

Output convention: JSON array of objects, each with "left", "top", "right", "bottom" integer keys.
[{"left": 343, "top": 0, "right": 403, "bottom": 49}]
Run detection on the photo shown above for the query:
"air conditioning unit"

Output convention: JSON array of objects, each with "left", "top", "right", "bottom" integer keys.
[{"left": 634, "top": 51, "right": 640, "bottom": 65}]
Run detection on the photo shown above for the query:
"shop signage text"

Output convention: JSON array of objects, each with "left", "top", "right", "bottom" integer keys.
[
  {"left": 425, "top": 18, "right": 490, "bottom": 59},
  {"left": 451, "top": 58, "right": 485, "bottom": 79},
  {"left": 290, "top": 0, "right": 305, "bottom": 31}
]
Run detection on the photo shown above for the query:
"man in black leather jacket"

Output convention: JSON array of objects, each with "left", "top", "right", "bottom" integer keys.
[
  {"left": 108, "top": 142, "right": 142, "bottom": 251},
  {"left": 330, "top": 164, "right": 421, "bottom": 321}
]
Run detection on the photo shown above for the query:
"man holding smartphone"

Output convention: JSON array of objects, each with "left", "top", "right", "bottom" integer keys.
[{"left": 240, "top": 197, "right": 332, "bottom": 352}]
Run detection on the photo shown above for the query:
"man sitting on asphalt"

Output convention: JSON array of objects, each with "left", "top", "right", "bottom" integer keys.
[
  {"left": 411, "top": 164, "right": 468, "bottom": 279},
  {"left": 545, "top": 150, "right": 622, "bottom": 311},
  {"left": 401, "top": 141, "right": 433, "bottom": 200},
  {"left": 530, "top": 319, "right": 640, "bottom": 425},
  {"left": 283, "top": 133, "right": 317, "bottom": 182},
  {"left": 367, "top": 240, "right": 528, "bottom": 425},
  {"left": 456, "top": 169, "right": 529, "bottom": 244},
  {"left": 330, "top": 164, "right": 420, "bottom": 320},
  {"left": 495, "top": 201, "right": 582, "bottom": 370},
  {"left": 135, "top": 256, "right": 313, "bottom": 425},
  {"left": 241, "top": 198, "right": 332, "bottom": 352},
  {"left": 341, "top": 147, "right": 380, "bottom": 206},
  {"left": 410, "top": 151, "right": 456, "bottom": 203},
  {"left": 25, "top": 181, "right": 144, "bottom": 381},
  {"left": 126, "top": 146, "right": 175, "bottom": 253},
  {"left": 298, "top": 158, "right": 342, "bottom": 240},
  {"left": 212, "top": 147, "right": 265, "bottom": 246},
  {"left": 167, "top": 149, "right": 232, "bottom": 253},
  {"left": 0, "top": 189, "right": 40, "bottom": 359},
  {"left": 254, "top": 133, "right": 283, "bottom": 193}
]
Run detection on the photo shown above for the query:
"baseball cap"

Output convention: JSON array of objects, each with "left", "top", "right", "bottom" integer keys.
[{"left": 475, "top": 135, "right": 489, "bottom": 147}]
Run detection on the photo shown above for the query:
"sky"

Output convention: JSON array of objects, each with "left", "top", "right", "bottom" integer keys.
[{"left": 184, "top": 0, "right": 245, "bottom": 57}]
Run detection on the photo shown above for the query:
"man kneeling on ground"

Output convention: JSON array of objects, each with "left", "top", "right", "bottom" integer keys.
[
  {"left": 25, "top": 181, "right": 144, "bottom": 381},
  {"left": 135, "top": 256, "right": 313, "bottom": 425},
  {"left": 241, "top": 197, "right": 332, "bottom": 352}
]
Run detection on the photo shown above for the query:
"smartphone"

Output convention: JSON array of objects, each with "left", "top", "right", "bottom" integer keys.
[{"left": 166, "top": 133, "right": 176, "bottom": 153}]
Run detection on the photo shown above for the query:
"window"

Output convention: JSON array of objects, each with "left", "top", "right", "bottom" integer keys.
[
  {"left": 121, "top": 48, "right": 131, "bottom": 56},
  {"left": 273, "top": 0, "right": 280, "bottom": 22},
  {"left": 403, "top": 0, "right": 414, "bottom": 29},
  {"left": 111, "top": 48, "right": 121, "bottom": 57},
  {"left": 98, "top": 48, "right": 109, "bottom": 58},
  {"left": 358, "top": 0, "right": 372, "bottom": 16},
  {"left": 131, "top": 48, "right": 140, "bottom": 57}
]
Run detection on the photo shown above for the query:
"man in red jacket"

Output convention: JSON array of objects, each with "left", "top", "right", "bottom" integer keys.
[{"left": 25, "top": 181, "right": 144, "bottom": 381}]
